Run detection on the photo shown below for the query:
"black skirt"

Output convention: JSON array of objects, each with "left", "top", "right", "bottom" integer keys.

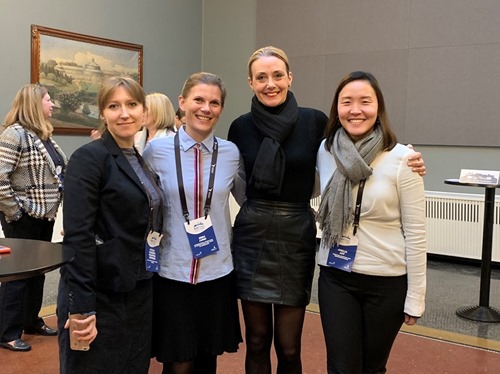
[
  {"left": 57, "top": 278, "right": 153, "bottom": 374},
  {"left": 232, "top": 199, "right": 317, "bottom": 307},
  {"left": 151, "top": 272, "right": 241, "bottom": 363}
]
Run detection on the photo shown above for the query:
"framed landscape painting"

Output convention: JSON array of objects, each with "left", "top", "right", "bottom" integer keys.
[{"left": 31, "top": 25, "right": 143, "bottom": 135}]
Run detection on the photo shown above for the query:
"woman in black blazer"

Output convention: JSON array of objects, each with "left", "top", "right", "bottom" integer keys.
[{"left": 57, "top": 77, "right": 163, "bottom": 374}]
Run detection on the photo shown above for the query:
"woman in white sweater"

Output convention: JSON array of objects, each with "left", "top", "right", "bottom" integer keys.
[{"left": 316, "top": 71, "right": 426, "bottom": 374}]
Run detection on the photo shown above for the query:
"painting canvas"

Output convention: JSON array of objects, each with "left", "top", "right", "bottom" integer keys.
[{"left": 31, "top": 25, "right": 143, "bottom": 135}]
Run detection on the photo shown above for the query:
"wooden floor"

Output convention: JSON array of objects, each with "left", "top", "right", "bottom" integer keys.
[{"left": 1, "top": 304, "right": 500, "bottom": 373}]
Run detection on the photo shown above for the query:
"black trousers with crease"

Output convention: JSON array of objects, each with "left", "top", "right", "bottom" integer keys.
[{"left": 0, "top": 213, "right": 54, "bottom": 342}]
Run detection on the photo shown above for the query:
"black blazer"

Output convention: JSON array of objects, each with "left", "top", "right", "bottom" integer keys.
[{"left": 60, "top": 132, "right": 152, "bottom": 313}]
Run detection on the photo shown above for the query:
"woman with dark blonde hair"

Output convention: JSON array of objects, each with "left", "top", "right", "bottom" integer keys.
[
  {"left": 0, "top": 83, "right": 67, "bottom": 352},
  {"left": 57, "top": 76, "right": 163, "bottom": 373},
  {"left": 228, "top": 46, "right": 327, "bottom": 374},
  {"left": 145, "top": 72, "right": 245, "bottom": 374}
]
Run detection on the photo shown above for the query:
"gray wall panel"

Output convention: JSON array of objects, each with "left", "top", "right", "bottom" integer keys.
[
  {"left": 202, "top": 0, "right": 256, "bottom": 137},
  {"left": 255, "top": 0, "right": 328, "bottom": 57},
  {"left": 325, "top": 0, "right": 411, "bottom": 54},
  {"left": 287, "top": 55, "right": 328, "bottom": 113},
  {"left": 406, "top": 44, "right": 500, "bottom": 146},
  {"left": 410, "top": 0, "right": 500, "bottom": 47}
]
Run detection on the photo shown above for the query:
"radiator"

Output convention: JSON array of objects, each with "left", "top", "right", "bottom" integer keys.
[
  {"left": 425, "top": 191, "right": 500, "bottom": 262},
  {"left": 310, "top": 192, "right": 500, "bottom": 262}
]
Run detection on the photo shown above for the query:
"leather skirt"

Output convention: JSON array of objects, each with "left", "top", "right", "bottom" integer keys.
[{"left": 232, "top": 199, "right": 317, "bottom": 307}]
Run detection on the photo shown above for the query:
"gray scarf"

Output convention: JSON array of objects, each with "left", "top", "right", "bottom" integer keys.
[{"left": 317, "top": 126, "right": 383, "bottom": 249}]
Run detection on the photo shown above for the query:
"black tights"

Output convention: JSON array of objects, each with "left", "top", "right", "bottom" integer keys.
[
  {"left": 161, "top": 354, "right": 216, "bottom": 374},
  {"left": 242, "top": 300, "right": 306, "bottom": 374}
]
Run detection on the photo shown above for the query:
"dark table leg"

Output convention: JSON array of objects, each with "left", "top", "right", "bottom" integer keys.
[{"left": 456, "top": 187, "right": 500, "bottom": 322}]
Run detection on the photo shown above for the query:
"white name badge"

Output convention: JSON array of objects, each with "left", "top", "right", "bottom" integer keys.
[
  {"left": 327, "top": 235, "right": 358, "bottom": 272},
  {"left": 145, "top": 230, "right": 163, "bottom": 272},
  {"left": 184, "top": 215, "right": 220, "bottom": 259}
]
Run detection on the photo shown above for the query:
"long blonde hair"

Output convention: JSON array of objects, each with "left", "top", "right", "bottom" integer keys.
[{"left": 3, "top": 83, "right": 54, "bottom": 139}]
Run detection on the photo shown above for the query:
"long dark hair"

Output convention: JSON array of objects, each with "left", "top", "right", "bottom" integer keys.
[{"left": 324, "top": 71, "right": 397, "bottom": 152}]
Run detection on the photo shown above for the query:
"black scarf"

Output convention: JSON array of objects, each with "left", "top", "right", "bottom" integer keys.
[{"left": 249, "top": 91, "right": 298, "bottom": 195}]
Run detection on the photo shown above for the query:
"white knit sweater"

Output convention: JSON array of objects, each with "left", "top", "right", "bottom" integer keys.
[{"left": 316, "top": 141, "right": 427, "bottom": 317}]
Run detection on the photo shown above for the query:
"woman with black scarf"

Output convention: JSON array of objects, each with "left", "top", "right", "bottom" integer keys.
[{"left": 227, "top": 46, "right": 327, "bottom": 374}]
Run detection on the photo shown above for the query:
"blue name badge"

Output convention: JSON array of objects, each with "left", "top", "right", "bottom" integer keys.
[
  {"left": 184, "top": 215, "right": 220, "bottom": 259},
  {"left": 145, "top": 230, "right": 163, "bottom": 272},
  {"left": 326, "top": 235, "right": 358, "bottom": 272}
]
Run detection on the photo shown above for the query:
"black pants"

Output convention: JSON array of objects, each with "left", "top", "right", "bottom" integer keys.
[
  {"left": 318, "top": 266, "right": 407, "bottom": 374},
  {"left": 0, "top": 213, "right": 54, "bottom": 342}
]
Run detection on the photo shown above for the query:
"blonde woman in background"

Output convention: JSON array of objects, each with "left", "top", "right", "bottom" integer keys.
[
  {"left": 0, "top": 83, "right": 67, "bottom": 352},
  {"left": 134, "top": 92, "right": 176, "bottom": 154}
]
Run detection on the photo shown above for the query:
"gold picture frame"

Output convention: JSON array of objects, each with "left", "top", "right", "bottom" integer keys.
[{"left": 31, "top": 25, "right": 143, "bottom": 135}]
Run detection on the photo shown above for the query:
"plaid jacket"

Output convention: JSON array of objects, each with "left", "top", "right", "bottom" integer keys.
[{"left": 0, "top": 123, "right": 67, "bottom": 222}]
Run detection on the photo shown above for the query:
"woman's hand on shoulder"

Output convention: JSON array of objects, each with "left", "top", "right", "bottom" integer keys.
[
  {"left": 90, "top": 129, "right": 102, "bottom": 141},
  {"left": 406, "top": 144, "right": 426, "bottom": 176}
]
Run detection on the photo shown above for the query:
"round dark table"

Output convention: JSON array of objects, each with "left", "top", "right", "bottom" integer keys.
[
  {"left": 0, "top": 238, "right": 73, "bottom": 283},
  {"left": 444, "top": 178, "right": 500, "bottom": 323}
]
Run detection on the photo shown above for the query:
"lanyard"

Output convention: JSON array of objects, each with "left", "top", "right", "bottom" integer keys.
[
  {"left": 41, "top": 138, "right": 64, "bottom": 168},
  {"left": 135, "top": 148, "right": 164, "bottom": 233},
  {"left": 174, "top": 132, "right": 218, "bottom": 223},
  {"left": 352, "top": 179, "right": 366, "bottom": 236}
]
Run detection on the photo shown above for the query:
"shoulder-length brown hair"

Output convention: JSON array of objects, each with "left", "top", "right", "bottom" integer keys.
[
  {"left": 97, "top": 76, "right": 146, "bottom": 133},
  {"left": 3, "top": 83, "right": 54, "bottom": 139},
  {"left": 324, "top": 71, "right": 397, "bottom": 152}
]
